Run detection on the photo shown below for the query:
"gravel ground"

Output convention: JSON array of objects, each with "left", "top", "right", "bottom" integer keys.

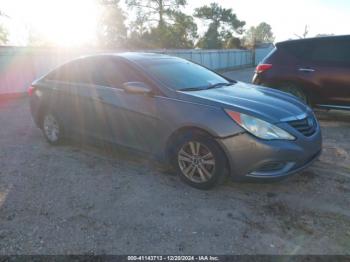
[{"left": 0, "top": 93, "right": 349, "bottom": 255}]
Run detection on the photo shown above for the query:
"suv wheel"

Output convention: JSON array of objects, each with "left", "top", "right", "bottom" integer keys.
[
  {"left": 173, "top": 132, "right": 226, "bottom": 190},
  {"left": 42, "top": 112, "right": 63, "bottom": 145},
  {"left": 278, "top": 84, "right": 309, "bottom": 105}
]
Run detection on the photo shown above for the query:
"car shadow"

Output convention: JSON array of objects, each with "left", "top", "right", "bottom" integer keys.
[{"left": 63, "top": 135, "right": 323, "bottom": 192}]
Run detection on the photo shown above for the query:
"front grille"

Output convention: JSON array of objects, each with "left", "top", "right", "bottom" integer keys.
[{"left": 287, "top": 116, "right": 317, "bottom": 137}]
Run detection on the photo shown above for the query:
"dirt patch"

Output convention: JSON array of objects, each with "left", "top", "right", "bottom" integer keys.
[{"left": 0, "top": 98, "right": 349, "bottom": 254}]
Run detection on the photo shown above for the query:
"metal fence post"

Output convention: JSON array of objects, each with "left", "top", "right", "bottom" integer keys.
[{"left": 252, "top": 48, "right": 256, "bottom": 67}]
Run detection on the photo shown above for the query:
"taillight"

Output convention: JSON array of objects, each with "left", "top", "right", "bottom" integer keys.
[
  {"left": 28, "top": 86, "right": 35, "bottom": 96},
  {"left": 255, "top": 64, "right": 272, "bottom": 73}
]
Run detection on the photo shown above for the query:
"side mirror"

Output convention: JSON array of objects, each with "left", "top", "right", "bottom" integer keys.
[{"left": 122, "top": 82, "right": 153, "bottom": 95}]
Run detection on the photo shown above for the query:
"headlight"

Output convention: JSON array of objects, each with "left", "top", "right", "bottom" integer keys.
[{"left": 225, "top": 110, "right": 295, "bottom": 140}]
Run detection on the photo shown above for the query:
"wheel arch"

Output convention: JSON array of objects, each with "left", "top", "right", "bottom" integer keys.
[
  {"left": 164, "top": 125, "right": 230, "bottom": 173},
  {"left": 37, "top": 102, "right": 51, "bottom": 129}
]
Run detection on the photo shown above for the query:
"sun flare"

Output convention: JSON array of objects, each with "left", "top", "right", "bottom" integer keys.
[{"left": 23, "top": 0, "right": 100, "bottom": 46}]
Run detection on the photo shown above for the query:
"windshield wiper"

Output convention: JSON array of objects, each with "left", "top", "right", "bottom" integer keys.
[
  {"left": 178, "top": 87, "right": 203, "bottom": 92},
  {"left": 205, "top": 82, "right": 233, "bottom": 90},
  {"left": 179, "top": 82, "right": 235, "bottom": 92}
]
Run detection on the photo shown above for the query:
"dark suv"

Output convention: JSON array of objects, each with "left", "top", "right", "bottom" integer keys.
[{"left": 252, "top": 35, "right": 350, "bottom": 110}]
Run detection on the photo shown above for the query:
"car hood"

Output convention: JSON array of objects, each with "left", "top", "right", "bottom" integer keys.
[{"left": 177, "top": 82, "right": 310, "bottom": 123}]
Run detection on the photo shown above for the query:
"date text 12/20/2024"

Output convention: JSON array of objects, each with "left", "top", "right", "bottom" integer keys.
[{"left": 127, "top": 256, "right": 219, "bottom": 261}]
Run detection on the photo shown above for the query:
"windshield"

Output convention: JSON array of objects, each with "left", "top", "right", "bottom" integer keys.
[{"left": 144, "top": 59, "right": 231, "bottom": 91}]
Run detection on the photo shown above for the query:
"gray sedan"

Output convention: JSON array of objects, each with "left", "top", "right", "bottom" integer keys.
[{"left": 29, "top": 53, "right": 322, "bottom": 189}]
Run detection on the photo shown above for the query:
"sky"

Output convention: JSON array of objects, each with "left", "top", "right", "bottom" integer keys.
[{"left": 0, "top": 0, "right": 349, "bottom": 46}]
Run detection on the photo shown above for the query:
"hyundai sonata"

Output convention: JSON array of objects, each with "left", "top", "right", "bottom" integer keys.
[{"left": 29, "top": 53, "right": 322, "bottom": 189}]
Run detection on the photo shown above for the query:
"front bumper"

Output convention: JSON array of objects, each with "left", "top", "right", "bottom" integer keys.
[{"left": 216, "top": 128, "right": 322, "bottom": 180}]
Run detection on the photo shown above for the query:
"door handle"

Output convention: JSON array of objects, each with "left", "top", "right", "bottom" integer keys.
[{"left": 298, "top": 68, "right": 315, "bottom": 73}]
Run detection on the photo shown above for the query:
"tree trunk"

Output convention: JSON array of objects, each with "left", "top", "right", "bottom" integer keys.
[{"left": 159, "top": 0, "right": 164, "bottom": 27}]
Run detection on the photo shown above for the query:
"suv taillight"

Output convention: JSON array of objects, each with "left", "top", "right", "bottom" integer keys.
[
  {"left": 255, "top": 64, "right": 272, "bottom": 73},
  {"left": 28, "top": 86, "right": 35, "bottom": 96}
]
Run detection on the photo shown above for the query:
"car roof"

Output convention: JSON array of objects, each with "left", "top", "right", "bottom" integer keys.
[
  {"left": 117, "top": 52, "right": 179, "bottom": 61},
  {"left": 73, "top": 52, "right": 183, "bottom": 66},
  {"left": 276, "top": 35, "right": 350, "bottom": 47}
]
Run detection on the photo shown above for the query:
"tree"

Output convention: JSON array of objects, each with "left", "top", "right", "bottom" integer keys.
[
  {"left": 129, "top": 8, "right": 149, "bottom": 38},
  {"left": 126, "top": 0, "right": 187, "bottom": 28},
  {"left": 126, "top": 8, "right": 150, "bottom": 49},
  {"left": 222, "top": 32, "right": 242, "bottom": 49},
  {"left": 243, "top": 22, "right": 275, "bottom": 48},
  {"left": 294, "top": 25, "right": 309, "bottom": 39},
  {"left": 130, "top": 13, "right": 197, "bottom": 49},
  {"left": 126, "top": 0, "right": 197, "bottom": 48},
  {"left": 164, "top": 11, "right": 198, "bottom": 48},
  {"left": 97, "top": 0, "right": 127, "bottom": 48},
  {"left": 194, "top": 3, "right": 245, "bottom": 49}
]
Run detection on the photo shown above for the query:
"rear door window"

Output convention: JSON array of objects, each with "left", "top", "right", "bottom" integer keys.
[
  {"left": 92, "top": 59, "right": 146, "bottom": 88},
  {"left": 91, "top": 58, "right": 125, "bottom": 88}
]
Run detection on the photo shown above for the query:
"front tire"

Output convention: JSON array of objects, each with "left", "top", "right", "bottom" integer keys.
[
  {"left": 42, "top": 112, "right": 64, "bottom": 145},
  {"left": 173, "top": 132, "right": 226, "bottom": 190}
]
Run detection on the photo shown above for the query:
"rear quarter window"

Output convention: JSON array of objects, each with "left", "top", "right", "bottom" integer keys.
[{"left": 45, "top": 59, "right": 94, "bottom": 83}]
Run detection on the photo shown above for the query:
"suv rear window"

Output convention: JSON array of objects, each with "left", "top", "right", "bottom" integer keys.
[
  {"left": 283, "top": 42, "right": 312, "bottom": 59},
  {"left": 310, "top": 40, "right": 350, "bottom": 65},
  {"left": 281, "top": 38, "right": 350, "bottom": 66}
]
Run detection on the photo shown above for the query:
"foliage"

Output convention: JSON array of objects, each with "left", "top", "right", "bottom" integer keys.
[
  {"left": 129, "top": 8, "right": 149, "bottom": 38},
  {"left": 126, "top": 0, "right": 186, "bottom": 28},
  {"left": 163, "top": 11, "right": 198, "bottom": 48},
  {"left": 243, "top": 22, "right": 274, "bottom": 48},
  {"left": 97, "top": 0, "right": 127, "bottom": 48},
  {"left": 194, "top": 3, "right": 245, "bottom": 49},
  {"left": 222, "top": 32, "right": 242, "bottom": 49},
  {"left": 126, "top": 0, "right": 197, "bottom": 49}
]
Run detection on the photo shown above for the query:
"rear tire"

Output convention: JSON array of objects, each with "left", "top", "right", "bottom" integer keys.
[
  {"left": 172, "top": 131, "right": 227, "bottom": 190},
  {"left": 41, "top": 112, "right": 64, "bottom": 145}
]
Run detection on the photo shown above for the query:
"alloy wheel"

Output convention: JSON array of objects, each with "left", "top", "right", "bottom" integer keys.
[{"left": 177, "top": 141, "right": 216, "bottom": 183}]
